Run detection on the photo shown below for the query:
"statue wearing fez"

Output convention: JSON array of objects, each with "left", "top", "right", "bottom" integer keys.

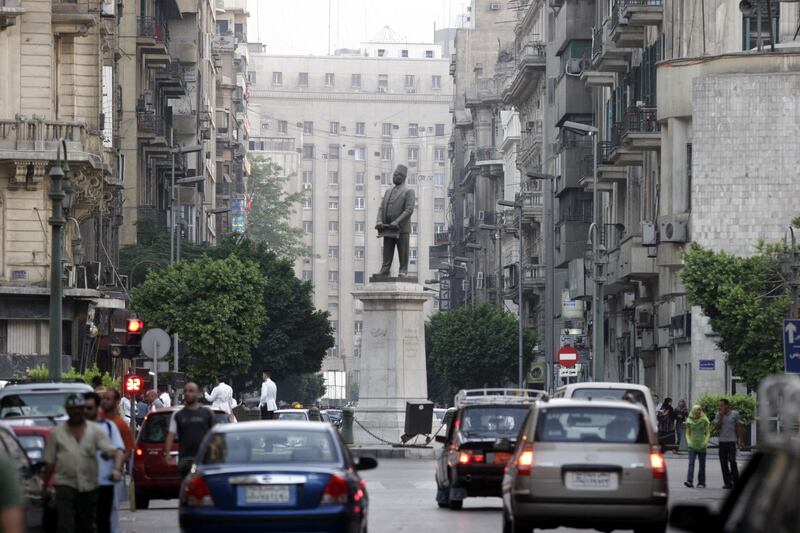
[{"left": 375, "top": 164, "right": 415, "bottom": 277}]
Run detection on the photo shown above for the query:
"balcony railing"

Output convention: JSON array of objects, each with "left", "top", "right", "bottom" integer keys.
[
  {"left": 0, "top": 118, "right": 102, "bottom": 157},
  {"left": 622, "top": 0, "right": 663, "bottom": 6},
  {"left": 137, "top": 111, "right": 166, "bottom": 137},
  {"left": 598, "top": 141, "right": 614, "bottom": 163},
  {"left": 476, "top": 147, "right": 501, "bottom": 161},
  {"left": 592, "top": 26, "right": 603, "bottom": 62},
  {"left": 611, "top": 0, "right": 622, "bottom": 28},
  {"left": 611, "top": 122, "right": 624, "bottom": 148},
  {"left": 623, "top": 106, "right": 659, "bottom": 134},
  {"left": 518, "top": 41, "right": 546, "bottom": 65},
  {"left": 138, "top": 16, "right": 167, "bottom": 43}
]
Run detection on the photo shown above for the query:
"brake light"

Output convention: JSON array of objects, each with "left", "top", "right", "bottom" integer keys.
[
  {"left": 516, "top": 442, "right": 534, "bottom": 476},
  {"left": 135, "top": 448, "right": 143, "bottom": 457},
  {"left": 650, "top": 447, "right": 666, "bottom": 479},
  {"left": 184, "top": 475, "right": 214, "bottom": 507},
  {"left": 321, "top": 474, "right": 349, "bottom": 505},
  {"left": 457, "top": 450, "right": 485, "bottom": 464}
]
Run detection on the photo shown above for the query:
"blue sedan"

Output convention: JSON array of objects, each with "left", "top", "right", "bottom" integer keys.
[{"left": 178, "top": 420, "right": 377, "bottom": 533}]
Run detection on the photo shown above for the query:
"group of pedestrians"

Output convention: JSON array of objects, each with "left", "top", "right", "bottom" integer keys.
[{"left": 682, "top": 398, "right": 745, "bottom": 490}]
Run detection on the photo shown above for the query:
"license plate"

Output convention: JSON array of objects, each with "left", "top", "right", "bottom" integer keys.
[
  {"left": 494, "top": 452, "right": 511, "bottom": 464},
  {"left": 564, "top": 472, "right": 618, "bottom": 491},
  {"left": 244, "top": 485, "right": 291, "bottom": 504}
]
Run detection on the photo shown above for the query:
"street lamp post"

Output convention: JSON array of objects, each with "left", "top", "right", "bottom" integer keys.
[
  {"left": 498, "top": 199, "right": 524, "bottom": 388},
  {"left": 48, "top": 140, "right": 70, "bottom": 380}
]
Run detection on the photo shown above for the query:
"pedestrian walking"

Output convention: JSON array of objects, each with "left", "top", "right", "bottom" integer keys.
[
  {"left": 683, "top": 405, "right": 711, "bottom": 488},
  {"left": 656, "top": 397, "right": 675, "bottom": 451},
  {"left": 158, "top": 383, "right": 172, "bottom": 408},
  {"left": 715, "top": 398, "right": 744, "bottom": 489},
  {"left": 0, "top": 449, "right": 24, "bottom": 533},
  {"left": 259, "top": 371, "right": 278, "bottom": 420},
  {"left": 91, "top": 376, "right": 104, "bottom": 391},
  {"left": 164, "top": 382, "right": 216, "bottom": 478},
  {"left": 98, "top": 390, "right": 134, "bottom": 533},
  {"left": 43, "top": 394, "right": 124, "bottom": 533},
  {"left": 674, "top": 399, "right": 689, "bottom": 450},
  {"left": 84, "top": 392, "right": 125, "bottom": 533},
  {"left": 204, "top": 375, "right": 235, "bottom": 421},
  {"left": 134, "top": 394, "right": 147, "bottom": 427},
  {"left": 145, "top": 389, "right": 164, "bottom": 413}
]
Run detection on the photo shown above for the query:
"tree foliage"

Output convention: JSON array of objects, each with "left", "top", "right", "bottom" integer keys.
[
  {"left": 697, "top": 394, "right": 756, "bottom": 429},
  {"left": 131, "top": 256, "right": 266, "bottom": 382},
  {"left": 277, "top": 373, "right": 327, "bottom": 406},
  {"left": 246, "top": 157, "right": 310, "bottom": 259},
  {"left": 426, "top": 304, "right": 536, "bottom": 405},
  {"left": 681, "top": 243, "right": 790, "bottom": 390}
]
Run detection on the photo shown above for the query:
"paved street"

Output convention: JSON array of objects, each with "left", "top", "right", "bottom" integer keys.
[{"left": 119, "top": 455, "right": 733, "bottom": 532}]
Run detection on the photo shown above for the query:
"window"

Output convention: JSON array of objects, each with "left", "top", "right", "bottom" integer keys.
[
  {"left": 328, "top": 144, "right": 340, "bottom": 159},
  {"left": 328, "top": 221, "right": 339, "bottom": 232},
  {"left": 354, "top": 146, "right": 366, "bottom": 161},
  {"left": 329, "top": 320, "right": 338, "bottom": 333},
  {"left": 381, "top": 145, "right": 393, "bottom": 160},
  {"left": 216, "top": 20, "right": 229, "bottom": 33},
  {"left": 302, "top": 144, "right": 314, "bottom": 159},
  {"left": 377, "top": 49, "right": 386, "bottom": 57},
  {"left": 329, "top": 122, "right": 339, "bottom": 134},
  {"left": 328, "top": 271, "right": 338, "bottom": 282},
  {"left": 303, "top": 221, "right": 313, "bottom": 233},
  {"left": 378, "top": 74, "right": 388, "bottom": 91},
  {"left": 401, "top": 49, "right": 408, "bottom": 57},
  {"left": 247, "top": 70, "right": 256, "bottom": 84},
  {"left": 355, "top": 246, "right": 365, "bottom": 259},
  {"left": 302, "top": 197, "right": 312, "bottom": 209},
  {"left": 355, "top": 171, "right": 365, "bottom": 185},
  {"left": 410, "top": 248, "right": 417, "bottom": 264},
  {"left": 302, "top": 270, "right": 313, "bottom": 281},
  {"left": 426, "top": 50, "right": 434, "bottom": 58},
  {"left": 260, "top": 122, "right": 270, "bottom": 132},
  {"left": 328, "top": 247, "right": 338, "bottom": 258},
  {"left": 328, "top": 196, "right": 339, "bottom": 209},
  {"left": 354, "top": 320, "right": 363, "bottom": 334},
  {"left": 351, "top": 73, "right": 361, "bottom": 88},
  {"left": 354, "top": 221, "right": 365, "bottom": 233},
  {"left": 302, "top": 171, "right": 313, "bottom": 184},
  {"left": 405, "top": 74, "right": 415, "bottom": 88},
  {"left": 325, "top": 73, "right": 335, "bottom": 86},
  {"left": 434, "top": 173, "right": 445, "bottom": 186},
  {"left": 272, "top": 71, "right": 282, "bottom": 86},
  {"left": 355, "top": 122, "right": 365, "bottom": 136},
  {"left": 328, "top": 171, "right": 339, "bottom": 185},
  {"left": 408, "top": 123, "right": 419, "bottom": 137},
  {"left": 380, "top": 172, "right": 390, "bottom": 185},
  {"left": 435, "top": 222, "right": 445, "bottom": 234},
  {"left": 432, "top": 75, "right": 442, "bottom": 89},
  {"left": 411, "top": 222, "right": 418, "bottom": 235},
  {"left": 435, "top": 123, "right": 445, "bottom": 136},
  {"left": 407, "top": 174, "right": 417, "bottom": 185},
  {"left": 278, "top": 120, "right": 288, "bottom": 134},
  {"left": 686, "top": 143, "right": 693, "bottom": 212},
  {"left": 355, "top": 197, "right": 365, "bottom": 210},
  {"left": 743, "top": 5, "right": 779, "bottom": 50},
  {"left": 303, "top": 121, "right": 314, "bottom": 135},
  {"left": 298, "top": 72, "right": 309, "bottom": 86},
  {"left": 434, "top": 146, "right": 446, "bottom": 161},
  {"left": 535, "top": 406, "right": 647, "bottom": 444},
  {"left": 382, "top": 123, "right": 392, "bottom": 137},
  {"left": 434, "top": 198, "right": 445, "bottom": 211},
  {"left": 408, "top": 146, "right": 419, "bottom": 161}
]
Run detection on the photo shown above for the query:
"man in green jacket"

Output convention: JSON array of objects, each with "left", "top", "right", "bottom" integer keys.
[{"left": 684, "top": 404, "right": 711, "bottom": 488}]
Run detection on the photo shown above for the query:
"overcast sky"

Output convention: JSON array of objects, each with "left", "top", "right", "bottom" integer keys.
[{"left": 247, "top": 0, "right": 467, "bottom": 55}]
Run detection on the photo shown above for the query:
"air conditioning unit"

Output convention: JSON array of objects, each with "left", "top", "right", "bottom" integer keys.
[
  {"left": 340, "top": 126, "right": 347, "bottom": 132},
  {"left": 659, "top": 218, "right": 688, "bottom": 243},
  {"left": 407, "top": 88, "right": 416, "bottom": 93},
  {"left": 322, "top": 154, "right": 328, "bottom": 159},
  {"left": 565, "top": 58, "right": 586, "bottom": 75},
  {"left": 355, "top": 185, "right": 364, "bottom": 192},
  {"left": 489, "top": 2, "right": 501, "bottom": 9},
  {"left": 143, "top": 90, "right": 154, "bottom": 108},
  {"left": 641, "top": 221, "right": 657, "bottom": 246},
  {"left": 377, "top": 87, "right": 387, "bottom": 93},
  {"left": 347, "top": 149, "right": 355, "bottom": 156},
  {"left": 302, "top": 183, "right": 312, "bottom": 190},
  {"left": 636, "top": 309, "right": 654, "bottom": 328},
  {"left": 639, "top": 330, "right": 655, "bottom": 351},
  {"left": 296, "top": 122, "right": 303, "bottom": 127}
]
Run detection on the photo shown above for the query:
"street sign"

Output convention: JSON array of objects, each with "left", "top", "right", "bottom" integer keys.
[
  {"left": 783, "top": 319, "right": 800, "bottom": 373},
  {"left": 557, "top": 345, "right": 579, "bottom": 368},
  {"left": 560, "top": 367, "right": 579, "bottom": 378},
  {"left": 141, "top": 328, "right": 171, "bottom": 360},
  {"left": 699, "top": 359, "right": 716, "bottom": 371}
]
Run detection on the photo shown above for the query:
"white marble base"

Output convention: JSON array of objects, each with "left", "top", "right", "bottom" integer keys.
[{"left": 352, "top": 281, "right": 432, "bottom": 446}]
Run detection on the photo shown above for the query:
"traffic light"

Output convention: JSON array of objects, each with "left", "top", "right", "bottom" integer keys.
[
  {"left": 123, "top": 374, "right": 144, "bottom": 395},
  {"left": 124, "top": 317, "right": 144, "bottom": 357}
]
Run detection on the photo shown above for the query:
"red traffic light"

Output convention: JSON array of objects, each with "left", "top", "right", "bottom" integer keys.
[
  {"left": 127, "top": 318, "right": 144, "bottom": 334},
  {"left": 123, "top": 374, "right": 143, "bottom": 394}
]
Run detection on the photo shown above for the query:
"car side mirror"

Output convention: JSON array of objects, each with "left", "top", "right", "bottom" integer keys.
[
  {"left": 355, "top": 456, "right": 378, "bottom": 471},
  {"left": 670, "top": 504, "right": 717, "bottom": 533},
  {"left": 494, "top": 438, "right": 512, "bottom": 451},
  {"left": 434, "top": 435, "right": 447, "bottom": 444}
]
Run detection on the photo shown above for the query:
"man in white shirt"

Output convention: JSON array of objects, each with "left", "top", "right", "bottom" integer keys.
[
  {"left": 158, "top": 384, "right": 172, "bottom": 408},
  {"left": 258, "top": 371, "right": 278, "bottom": 420},
  {"left": 204, "top": 376, "right": 234, "bottom": 416}
]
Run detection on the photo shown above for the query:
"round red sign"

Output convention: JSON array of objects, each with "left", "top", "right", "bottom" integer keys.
[{"left": 557, "top": 345, "right": 579, "bottom": 368}]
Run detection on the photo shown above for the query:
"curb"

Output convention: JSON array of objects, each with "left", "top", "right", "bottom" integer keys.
[{"left": 348, "top": 446, "right": 436, "bottom": 460}]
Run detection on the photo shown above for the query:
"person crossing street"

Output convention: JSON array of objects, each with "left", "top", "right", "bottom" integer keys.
[
  {"left": 205, "top": 375, "right": 236, "bottom": 421},
  {"left": 84, "top": 392, "right": 125, "bottom": 533},
  {"left": 259, "top": 371, "right": 278, "bottom": 420},
  {"left": 683, "top": 404, "right": 711, "bottom": 488},
  {"left": 165, "top": 382, "right": 216, "bottom": 478}
]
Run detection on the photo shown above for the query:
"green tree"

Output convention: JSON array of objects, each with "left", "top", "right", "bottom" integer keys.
[
  {"left": 131, "top": 256, "right": 266, "bottom": 382},
  {"left": 681, "top": 243, "right": 789, "bottom": 390},
  {"left": 426, "top": 304, "right": 537, "bottom": 405},
  {"left": 207, "top": 237, "right": 334, "bottom": 391},
  {"left": 246, "top": 156, "right": 310, "bottom": 259}
]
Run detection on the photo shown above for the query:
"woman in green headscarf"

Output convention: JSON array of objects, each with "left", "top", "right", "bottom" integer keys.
[{"left": 684, "top": 404, "right": 711, "bottom": 488}]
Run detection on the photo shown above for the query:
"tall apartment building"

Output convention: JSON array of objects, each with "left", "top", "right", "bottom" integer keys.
[
  {"left": 0, "top": 0, "right": 126, "bottom": 375},
  {"left": 248, "top": 36, "right": 452, "bottom": 386}
]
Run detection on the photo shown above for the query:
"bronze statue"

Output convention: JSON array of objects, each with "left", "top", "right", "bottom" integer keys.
[{"left": 375, "top": 164, "right": 415, "bottom": 277}]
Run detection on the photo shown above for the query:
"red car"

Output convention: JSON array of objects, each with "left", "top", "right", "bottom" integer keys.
[
  {"left": 132, "top": 407, "right": 229, "bottom": 509},
  {"left": 6, "top": 419, "right": 57, "bottom": 531}
]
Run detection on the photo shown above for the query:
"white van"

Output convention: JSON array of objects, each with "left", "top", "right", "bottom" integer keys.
[{"left": 552, "top": 382, "right": 658, "bottom": 431}]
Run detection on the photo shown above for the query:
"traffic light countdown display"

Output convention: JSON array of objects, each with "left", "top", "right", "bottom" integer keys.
[{"left": 123, "top": 374, "right": 144, "bottom": 395}]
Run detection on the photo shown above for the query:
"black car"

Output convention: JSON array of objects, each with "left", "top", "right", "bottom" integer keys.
[
  {"left": 0, "top": 421, "right": 46, "bottom": 531},
  {"left": 434, "top": 388, "right": 545, "bottom": 510}
]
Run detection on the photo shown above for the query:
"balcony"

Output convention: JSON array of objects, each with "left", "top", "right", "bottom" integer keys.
[
  {"left": 619, "top": 106, "right": 660, "bottom": 151},
  {"left": 137, "top": 16, "right": 170, "bottom": 63},
  {"left": 605, "top": 235, "right": 657, "bottom": 294},
  {"left": 475, "top": 147, "right": 504, "bottom": 178},
  {"left": 0, "top": 0, "right": 25, "bottom": 31},
  {"left": 608, "top": 122, "right": 643, "bottom": 166},
  {"left": 517, "top": 119, "right": 543, "bottom": 171},
  {"left": 580, "top": 152, "right": 627, "bottom": 187},
  {"left": 51, "top": 0, "right": 97, "bottom": 35},
  {"left": 610, "top": 0, "right": 645, "bottom": 49},
  {"left": 620, "top": 0, "right": 664, "bottom": 27},
  {"left": 504, "top": 263, "right": 546, "bottom": 300},
  {"left": 137, "top": 111, "right": 168, "bottom": 140},
  {"left": 555, "top": 132, "right": 592, "bottom": 197},
  {"left": 578, "top": 156, "right": 614, "bottom": 194},
  {"left": 520, "top": 184, "right": 544, "bottom": 221},
  {"left": 503, "top": 42, "right": 546, "bottom": 105},
  {"left": 154, "top": 61, "right": 186, "bottom": 97},
  {"left": 586, "top": 22, "right": 633, "bottom": 85},
  {"left": 466, "top": 78, "right": 503, "bottom": 108}
]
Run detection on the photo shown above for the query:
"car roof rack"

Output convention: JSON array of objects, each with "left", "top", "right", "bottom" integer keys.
[
  {"left": 757, "top": 374, "right": 800, "bottom": 452},
  {"left": 454, "top": 388, "right": 547, "bottom": 408}
]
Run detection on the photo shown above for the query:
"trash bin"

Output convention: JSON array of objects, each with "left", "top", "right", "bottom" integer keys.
[
  {"left": 404, "top": 401, "right": 434, "bottom": 439},
  {"left": 341, "top": 407, "right": 354, "bottom": 444}
]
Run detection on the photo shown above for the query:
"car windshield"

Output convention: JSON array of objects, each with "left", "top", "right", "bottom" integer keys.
[
  {"left": 535, "top": 406, "right": 648, "bottom": 444},
  {"left": 200, "top": 428, "right": 340, "bottom": 465},
  {"left": 140, "top": 411, "right": 229, "bottom": 443},
  {"left": 0, "top": 393, "right": 73, "bottom": 418},
  {"left": 276, "top": 412, "right": 307, "bottom": 421},
  {"left": 570, "top": 388, "right": 649, "bottom": 410},
  {"left": 459, "top": 406, "right": 529, "bottom": 438}
]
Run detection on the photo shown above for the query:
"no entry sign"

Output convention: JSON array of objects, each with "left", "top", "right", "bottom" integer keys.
[{"left": 558, "top": 345, "right": 579, "bottom": 368}]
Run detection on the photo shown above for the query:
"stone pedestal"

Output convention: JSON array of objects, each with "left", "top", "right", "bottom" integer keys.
[{"left": 352, "top": 280, "right": 432, "bottom": 445}]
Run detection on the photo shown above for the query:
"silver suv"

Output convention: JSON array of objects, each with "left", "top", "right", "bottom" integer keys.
[{"left": 501, "top": 399, "right": 668, "bottom": 533}]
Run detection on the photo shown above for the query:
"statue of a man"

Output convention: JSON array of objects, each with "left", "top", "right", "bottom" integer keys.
[{"left": 375, "top": 164, "right": 415, "bottom": 277}]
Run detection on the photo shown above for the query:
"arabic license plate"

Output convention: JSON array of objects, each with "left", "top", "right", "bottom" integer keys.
[
  {"left": 494, "top": 452, "right": 512, "bottom": 464},
  {"left": 244, "top": 485, "right": 291, "bottom": 504},
  {"left": 564, "top": 472, "right": 618, "bottom": 491}
]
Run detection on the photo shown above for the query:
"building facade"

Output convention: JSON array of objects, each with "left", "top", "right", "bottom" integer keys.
[{"left": 248, "top": 39, "right": 452, "bottom": 387}]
